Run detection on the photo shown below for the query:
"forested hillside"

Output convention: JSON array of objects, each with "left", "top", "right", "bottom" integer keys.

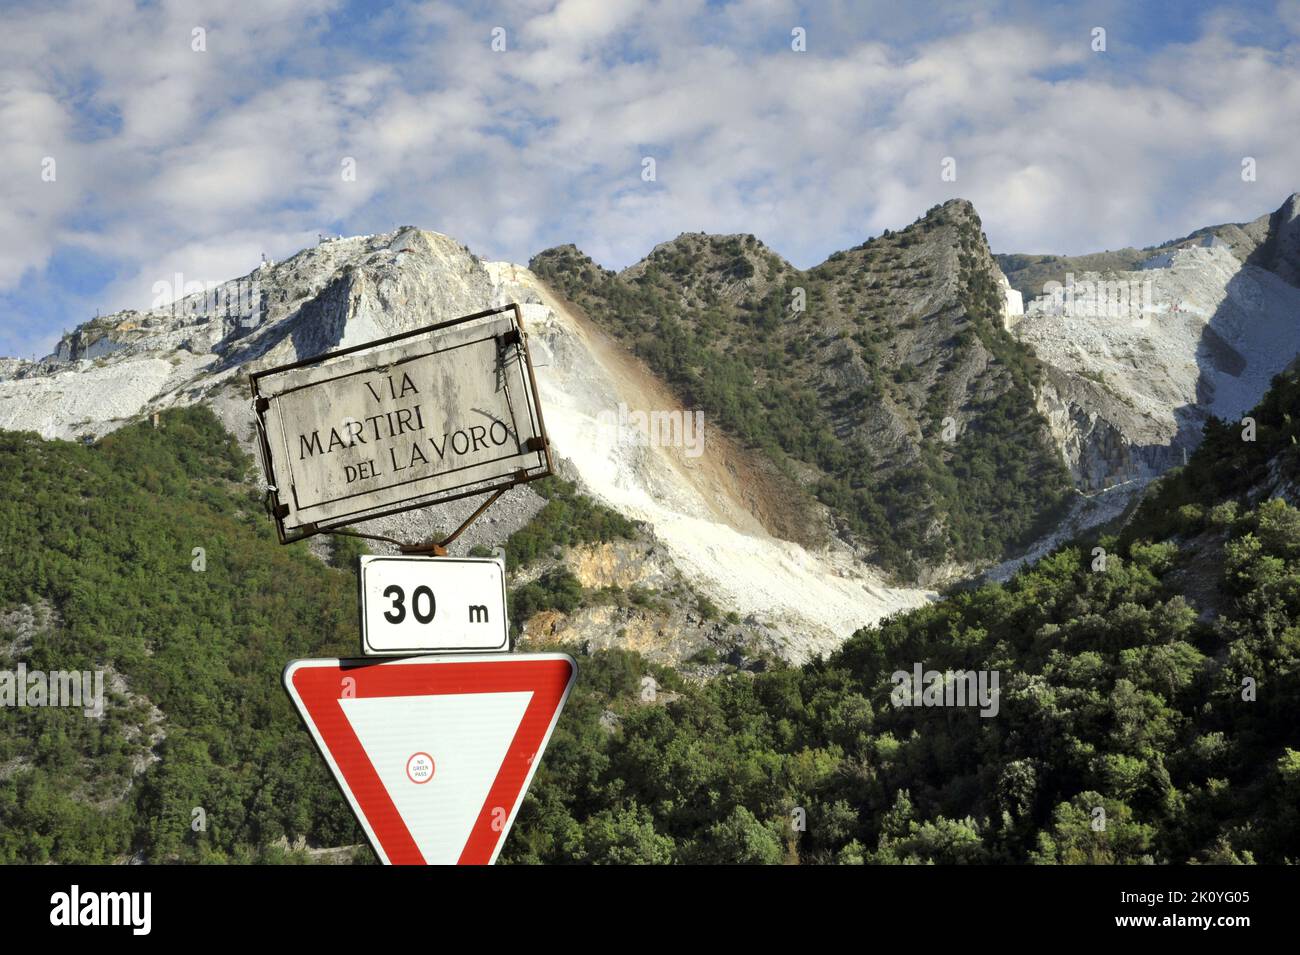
[
  {"left": 2, "top": 371, "right": 1298, "bottom": 862},
  {"left": 0, "top": 410, "right": 361, "bottom": 861},
  {"left": 0, "top": 409, "right": 649, "bottom": 862},
  {"left": 507, "top": 372, "right": 1300, "bottom": 864},
  {"left": 532, "top": 200, "right": 1070, "bottom": 579}
]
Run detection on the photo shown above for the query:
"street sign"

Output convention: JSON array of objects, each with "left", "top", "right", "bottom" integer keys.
[
  {"left": 359, "top": 555, "right": 508, "bottom": 655},
  {"left": 251, "top": 304, "right": 552, "bottom": 544},
  {"left": 284, "top": 653, "right": 577, "bottom": 865}
]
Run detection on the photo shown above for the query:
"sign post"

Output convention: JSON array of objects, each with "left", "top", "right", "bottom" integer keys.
[{"left": 255, "top": 304, "right": 575, "bottom": 865}]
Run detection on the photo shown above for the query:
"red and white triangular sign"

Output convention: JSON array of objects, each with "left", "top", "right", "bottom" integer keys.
[{"left": 284, "top": 653, "right": 577, "bottom": 865}]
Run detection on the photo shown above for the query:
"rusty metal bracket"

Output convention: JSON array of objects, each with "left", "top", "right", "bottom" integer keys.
[{"left": 398, "top": 487, "right": 508, "bottom": 557}]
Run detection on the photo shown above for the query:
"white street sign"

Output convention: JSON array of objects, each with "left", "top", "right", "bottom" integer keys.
[
  {"left": 359, "top": 556, "right": 509, "bottom": 655},
  {"left": 251, "top": 304, "right": 552, "bottom": 543}
]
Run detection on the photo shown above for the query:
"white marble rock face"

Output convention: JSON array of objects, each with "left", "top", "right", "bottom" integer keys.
[{"left": 1019, "top": 243, "right": 1300, "bottom": 491}]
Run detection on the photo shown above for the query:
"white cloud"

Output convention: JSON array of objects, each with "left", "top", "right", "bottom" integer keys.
[
  {"left": 2, "top": 0, "right": 1300, "bottom": 356},
  {"left": 0, "top": 80, "right": 79, "bottom": 286}
]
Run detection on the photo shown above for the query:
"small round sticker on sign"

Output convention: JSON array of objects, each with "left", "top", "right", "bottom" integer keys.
[{"left": 406, "top": 752, "right": 435, "bottom": 784}]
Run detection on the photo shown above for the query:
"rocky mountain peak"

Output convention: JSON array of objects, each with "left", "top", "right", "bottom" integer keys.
[
  {"left": 9, "top": 194, "right": 1299, "bottom": 589},
  {"left": 618, "top": 232, "right": 796, "bottom": 311},
  {"left": 1264, "top": 191, "right": 1300, "bottom": 286},
  {"left": 531, "top": 198, "right": 1067, "bottom": 579},
  {"left": 528, "top": 244, "right": 612, "bottom": 284}
]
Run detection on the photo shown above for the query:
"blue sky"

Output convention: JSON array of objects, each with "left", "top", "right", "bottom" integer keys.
[{"left": 2, "top": 0, "right": 1299, "bottom": 358}]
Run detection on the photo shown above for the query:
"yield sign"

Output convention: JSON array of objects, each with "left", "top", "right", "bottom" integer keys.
[{"left": 284, "top": 653, "right": 577, "bottom": 864}]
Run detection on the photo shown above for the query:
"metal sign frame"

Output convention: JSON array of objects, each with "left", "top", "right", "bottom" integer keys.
[{"left": 250, "top": 303, "right": 552, "bottom": 545}]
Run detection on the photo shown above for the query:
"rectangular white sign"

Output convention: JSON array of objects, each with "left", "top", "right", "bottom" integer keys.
[
  {"left": 251, "top": 305, "right": 551, "bottom": 543},
  {"left": 359, "top": 556, "right": 509, "bottom": 655}
]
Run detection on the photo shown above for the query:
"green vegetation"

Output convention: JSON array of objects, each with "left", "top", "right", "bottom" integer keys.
[
  {"left": 0, "top": 408, "right": 363, "bottom": 862},
  {"left": 507, "top": 519, "right": 1294, "bottom": 862},
  {"left": 499, "top": 476, "right": 644, "bottom": 638},
  {"left": 532, "top": 206, "right": 1068, "bottom": 578},
  {"left": 1123, "top": 372, "right": 1300, "bottom": 544},
  {"left": 0, "top": 409, "right": 662, "bottom": 863},
  {"left": 3, "top": 372, "right": 1298, "bottom": 863},
  {"left": 327, "top": 531, "right": 369, "bottom": 570},
  {"left": 504, "top": 477, "right": 640, "bottom": 571},
  {"left": 500, "top": 374, "right": 1300, "bottom": 863},
  {"left": 509, "top": 568, "right": 584, "bottom": 639}
]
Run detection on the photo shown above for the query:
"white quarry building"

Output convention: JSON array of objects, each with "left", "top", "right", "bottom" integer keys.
[{"left": 999, "top": 272, "right": 1024, "bottom": 329}]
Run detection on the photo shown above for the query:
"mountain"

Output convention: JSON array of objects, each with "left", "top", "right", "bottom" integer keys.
[
  {"left": 5, "top": 197, "right": 1300, "bottom": 864},
  {"left": 997, "top": 193, "right": 1300, "bottom": 302},
  {"left": 532, "top": 200, "right": 1072, "bottom": 581},
  {"left": 5, "top": 195, "right": 1300, "bottom": 662},
  {"left": 5, "top": 340, "right": 1299, "bottom": 864},
  {"left": 999, "top": 194, "right": 1300, "bottom": 497},
  {"left": 0, "top": 409, "right": 366, "bottom": 862},
  {"left": 500, "top": 368, "right": 1300, "bottom": 864},
  {"left": 0, "top": 228, "right": 934, "bottom": 665}
]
